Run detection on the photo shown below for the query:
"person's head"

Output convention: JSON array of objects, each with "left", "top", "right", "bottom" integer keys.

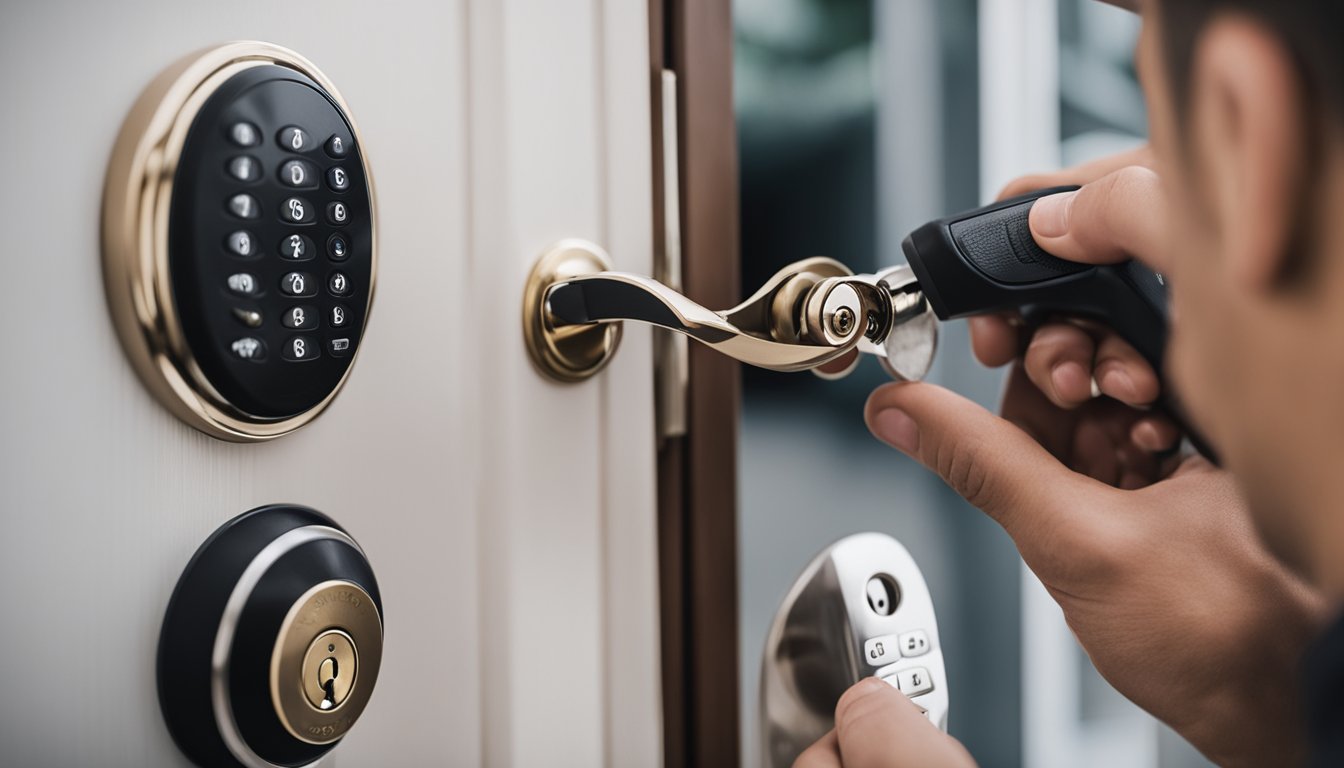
[{"left": 1124, "top": 0, "right": 1344, "bottom": 581}]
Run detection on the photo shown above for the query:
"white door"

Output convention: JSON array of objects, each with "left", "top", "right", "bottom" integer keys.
[{"left": 0, "top": 1, "right": 662, "bottom": 766}]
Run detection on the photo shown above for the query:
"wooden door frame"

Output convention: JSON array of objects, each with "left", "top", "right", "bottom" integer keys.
[{"left": 649, "top": 0, "right": 741, "bottom": 764}]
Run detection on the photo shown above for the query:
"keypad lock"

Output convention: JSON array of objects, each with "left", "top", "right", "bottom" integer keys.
[
  {"left": 158, "top": 505, "right": 384, "bottom": 768},
  {"left": 760, "top": 533, "right": 949, "bottom": 766},
  {"left": 103, "top": 42, "right": 376, "bottom": 441}
]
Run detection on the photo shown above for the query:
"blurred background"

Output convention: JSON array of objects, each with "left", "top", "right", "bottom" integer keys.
[{"left": 733, "top": 1, "right": 1210, "bottom": 766}]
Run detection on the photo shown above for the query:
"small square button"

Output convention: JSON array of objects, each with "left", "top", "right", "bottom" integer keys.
[
  {"left": 280, "top": 197, "right": 315, "bottom": 224},
  {"left": 899, "top": 630, "right": 930, "bottom": 657},
  {"left": 226, "top": 231, "right": 256, "bottom": 258},
  {"left": 229, "top": 122, "right": 260, "bottom": 147},
  {"left": 325, "top": 134, "right": 350, "bottom": 158},
  {"left": 863, "top": 634, "right": 900, "bottom": 667},
  {"left": 281, "top": 336, "right": 320, "bottom": 362},
  {"left": 282, "top": 305, "right": 318, "bottom": 330},
  {"left": 328, "top": 272, "right": 351, "bottom": 296},
  {"left": 278, "top": 125, "right": 311, "bottom": 152},
  {"left": 230, "top": 337, "right": 265, "bottom": 361},
  {"left": 227, "top": 193, "right": 260, "bottom": 220},
  {"left": 884, "top": 666, "right": 934, "bottom": 697},
  {"left": 279, "top": 234, "right": 314, "bottom": 261},
  {"left": 326, "top": 201, "right": 350, "bottom": 225},
  {"left": 228, "top": 155, "right": 260, "bottom": 182},
  {"left": 279, "top": 159, "right": 319, "bottom": 189},
  {"left": 279, "top": 272, "right": 316, "bottom": 298}
]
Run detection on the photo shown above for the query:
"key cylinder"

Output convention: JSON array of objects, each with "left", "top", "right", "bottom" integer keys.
[{"left": 304, "top": 630, "right": 358, "bottom": 711}]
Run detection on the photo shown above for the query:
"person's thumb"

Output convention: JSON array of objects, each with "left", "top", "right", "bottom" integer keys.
[
  {"left": 865, "top": 382, "right": 1090, "bottom": 536},
  {"left": 1027, "top": 165, "right": 1171, "bottom": 274},
  {"left": 832, "top": 679, "right": 975, "bottom": 768}
]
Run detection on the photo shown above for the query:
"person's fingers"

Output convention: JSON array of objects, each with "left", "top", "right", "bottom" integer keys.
[
  {"left": 1093, "top": 333, "right": 1160, "bottom": 406},
  {"left": 1023, "top": 324, "right": 1097, "bottom": 408},
  {"left": 833, "top": 679, "right": 976, "bottom": 768},
  {"left": 866, "top": 382, "right": 1100, "bottom": 536},
  {"left": 792, "top": 731, "right": 842, "bottom": 768},
  {"left": 1071, "top": 417, "right": 1121, "bottom": 486},
  {"left": 1131, "top": 416, "right": 1180, "bottom": 453},
  {"left": 1028, "top": 166, "right": 1170, "bottom": 272},
  {"left": 968, "top": 315, "right": 1019, "bottom": 368},
  {"left": 996, "top": 145, "right": 1154, "bottom": 200}
]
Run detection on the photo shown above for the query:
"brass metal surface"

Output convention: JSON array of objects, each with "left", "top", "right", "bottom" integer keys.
[
  {"left": 101, "top": 41, "right": 378, "bottom": 441},
  {"left": 270, "top": 580, "right": 382, "bottom": 745},
  {"left": 302, "top": 630, "right": 358, "bottom": 711},
  {"left": 522, "top": 240, "right": 623, "bottom": 382}
]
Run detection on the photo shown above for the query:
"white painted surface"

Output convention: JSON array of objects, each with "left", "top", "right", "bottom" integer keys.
[{"left": 0, "top": 1, "right": 660, "bottom": 765}]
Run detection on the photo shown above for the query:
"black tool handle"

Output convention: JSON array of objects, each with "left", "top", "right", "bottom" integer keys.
[{"left": 901, "top": 186, "right": 1216, "bottom": 461}]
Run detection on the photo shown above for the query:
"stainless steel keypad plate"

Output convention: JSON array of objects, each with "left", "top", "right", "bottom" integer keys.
[
  {"left": 103, "top": 42, "right": 376, "bottom": 441},
  {"left": 760, "top": 532, "right": 949, "bottom": 767}
]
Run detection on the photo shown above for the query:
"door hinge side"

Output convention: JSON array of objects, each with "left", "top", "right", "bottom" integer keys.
[{"left": 655, "top": 68, "right": 688, "bottom": 442}]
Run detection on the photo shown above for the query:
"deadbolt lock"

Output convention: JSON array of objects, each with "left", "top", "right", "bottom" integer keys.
[{"left": 159, "top": 505, "right": 383, "bottom": 768}]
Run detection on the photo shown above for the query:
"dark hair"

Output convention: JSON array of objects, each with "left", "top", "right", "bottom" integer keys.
[{"left": 1159, "top": 1, "right": 1344, "bottom": 126}]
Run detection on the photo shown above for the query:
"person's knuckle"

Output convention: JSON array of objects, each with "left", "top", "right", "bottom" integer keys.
[
  {"left": 835, "top": 679, "right": 886, "bottom": 727},
  {"left": 936, "top": 436, "right": 997, "bottom": 511},
  {"left": 836, "top": 685, "right": 899, "bottom": 744}
]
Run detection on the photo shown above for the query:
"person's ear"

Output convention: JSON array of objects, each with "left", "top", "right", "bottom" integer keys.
[{"left": 1188, "top": 14, "right": 1309, "bottom": 291}]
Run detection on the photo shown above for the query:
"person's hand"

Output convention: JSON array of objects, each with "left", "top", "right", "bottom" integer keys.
[
  {"left": 852, "top": 151, "right": 1327, "bottom": 767},
  {"left": 977, "top": 146, "right": 1182, "bottom": 484},
  {"left": 793, "top": 678, "right": 975, "bottom": 768}
]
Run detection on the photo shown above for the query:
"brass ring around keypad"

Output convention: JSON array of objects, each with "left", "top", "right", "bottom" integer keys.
[{"left": 102, "top": 42, "right": 377, "bottom": 441}]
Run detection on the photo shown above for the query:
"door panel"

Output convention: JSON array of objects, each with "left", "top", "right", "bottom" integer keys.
[{"left": 0, "top": 1, "right": 658, "bottom": 765}]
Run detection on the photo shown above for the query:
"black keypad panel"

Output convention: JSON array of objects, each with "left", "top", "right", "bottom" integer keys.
[{"left": 169, "top": 66, "right": 373, "bottom": 418}]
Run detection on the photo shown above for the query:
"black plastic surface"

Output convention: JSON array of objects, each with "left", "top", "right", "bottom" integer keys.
[
  {"left": 903, "top": 187, "right": 1216, "bottom": 460},
  {"left": 169, "top": 66, "right": 373, "bottom": 419}
]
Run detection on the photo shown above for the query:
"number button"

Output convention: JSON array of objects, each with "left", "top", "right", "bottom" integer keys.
[
  {"left": 226, "top": 231, "right": 256, "bottom": 258},
  {"left": 229, "top": 122, "right": 260, "bottom": 147},
  {"left": 890, "top": 667, "right": 934, "bottom": 697},
  {"left": 326, "top": 201, "right": 349, "bottom": 225},
  {"left": 279, "top": 234, "right": 314, "bottom": 261},
  {"left": 326, "top": 167, "right": 349, "bottom": 192},
  {"left": 328, "top": 272, "right": 351, "bottom": 296},
  {"left": 279, "top": 159, "right": 319, "bottom": 189},
  {"left": 282, "top": 336, "right": 320, "bottom": 362},
  {"left": 228, "top": 193, "right": 260, "bottom": 220},
  {"left": 330, "top": 305, "right": 348, "bottom": 328},
  {"left": 280, "top": 197, "right": 315, "bottom": 224},
  {"left": 227, "top": 273, "right": 259, "bottom": 296},
  {"left": 231, "top": 307, "right": 262, "bottom": 328},
  {"left": 230, "top": 337, "right": 265, "bottom": 360},
  {"left": 863, "top": 634, "right": 900, "bottom": 667},
  {"left": 325, "top": 134, "right": 349, "bottom": 158},
  {"left": 228, "top": 156, "right": 260, "bottom": 182},
  {"left": 327, "top": 234, "right": 349, "bottom": 261},
  {"left": 280, "top": 272, "right": 315, "bottom": 298},
  {"left": 278, "top": 126, "right": 310, "bottom": 152},
  {"left": 282, "top": 305, "right": 318, "bottom": 330},
  {"left": 899, "top": 630, "right": 930, "bottom": 657}
]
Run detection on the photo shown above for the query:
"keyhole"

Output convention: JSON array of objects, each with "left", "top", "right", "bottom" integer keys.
[
  {"left": 865, "top": 573, "right": 900, "bottom": 616},
  {"left": 318, "top": 654, "right": 340, "bottom": 710}
]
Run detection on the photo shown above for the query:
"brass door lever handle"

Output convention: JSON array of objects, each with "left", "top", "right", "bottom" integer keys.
[{"left": 522, "top": 239, "right": 937, "bottom": 383}]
